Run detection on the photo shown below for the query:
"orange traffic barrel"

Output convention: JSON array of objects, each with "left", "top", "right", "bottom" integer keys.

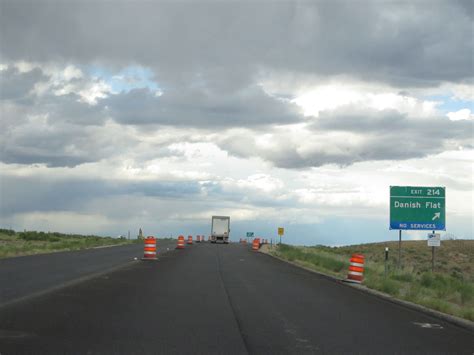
[
  {"left": 142, "top": 236, "right": 157, "bottom": 260},
  {"left": 187, "top": 235, "right": 193, "bottom": 245},
  {"left": 197, "top": 235, "right": 201, "bottom": 243},
  {"left": 252, "top": 238, "right": 259, "bottom": 251},
  {"left": 346, "top": 254, "right": 365, "bottom": 284},
  {"left": 176, "top": 235, "right": 185, "bottom": 249}
]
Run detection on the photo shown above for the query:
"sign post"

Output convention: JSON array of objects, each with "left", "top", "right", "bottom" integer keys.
[
  {"left": 427, "top": 232, "right": 441, "bottom": 272},
  {"left": 398, "top": 230, "right": 401, "bottom": 268},
  {"left": 390, "top": 186, "right": 445, "bottom": 268},
  {"left": 432, "top": 246, "right": 434, "bottom": 272},
  {"left": 278, "top": 227, "right": 284, "bottom": 245}
]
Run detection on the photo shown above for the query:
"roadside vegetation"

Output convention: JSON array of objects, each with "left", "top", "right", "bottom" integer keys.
[
  {"left": 0, "top": 228, "right": 140, "bottom": 259},
  {"left": 268, "top": 240, "right": 474, "bottom": 321}
]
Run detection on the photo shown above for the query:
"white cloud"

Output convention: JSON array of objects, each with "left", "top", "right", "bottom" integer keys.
[
  {"left": 11, "top": 61, "right": 112, "bottom": 104},
  {"left": 292, "top": 82, "right": 440, "bottom": 118},
  {"left": 447, "top": 108, "right": 474, "bottom": 121},
  {"left": 13, "top": 61, "right": 37, "bottom": 73},
  {"left": 234, "top": 174, "right": 284, "bottom": 193},
  {"left": 62, "top": 65, "right": 83, "bottom": 80},
  {"left": 293, "top": 84, "right": 361, "bottom": 117},
  {"left": 167, "top": 142, "right": 228, "bottom": 161},
  {"left": 77, "top": 81, "right": 111, "bottom": 105},
  {"left": 448, "top": 83, "right": 474, "bottom": 102}
]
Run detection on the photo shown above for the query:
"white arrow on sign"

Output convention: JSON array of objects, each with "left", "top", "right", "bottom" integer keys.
[{"left": 432, "top": 212, "right": 441, "bottom": 221}]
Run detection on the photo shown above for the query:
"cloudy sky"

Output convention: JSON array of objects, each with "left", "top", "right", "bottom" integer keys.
[{"left": 0, "top": 0, "right": 473, "bottom": 245}]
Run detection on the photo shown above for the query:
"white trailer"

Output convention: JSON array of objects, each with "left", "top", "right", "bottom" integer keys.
[{"left": 211, "top": 216, "right": 230, "bottom": 244}]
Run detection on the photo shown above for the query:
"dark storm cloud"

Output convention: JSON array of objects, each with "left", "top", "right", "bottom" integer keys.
[
  {"left": 1, "top": 1, "right": 471, "bottom": 88},
  {"left": 0, "top": 67, "right": 49, "bottom": 101},
  {"left": 0, "top": 64, "right": 301, "bottom": 168},
  {"left": 42, "top": 93, "right": 107, "bottom": 125},
  {"left": 105, "top": 87, "right": 302, "bottom": 127},
  {"left": 1, "top": 124, "right": 100, "bottom": 167},
  {"left": 1, "top": 1, "right": 472, "bottom": 169},
  {"left": 1, "top": 65, "right": 107, "bottom": 125},
  {"left": 1, "top": 168, "right": 298, "bottom": 218},
  {"left": 218, "top": 109, "right": 474, "bottom": 169},
  {"left": 313, "top": 108, "right": 473, "bottom": 139},
  {"left": 220, "top": 139, "right": 365, "bottom": 169},
  {"left": 0, "top": 176, "right": 107, "bottom": 215},
  {"left": 0, "top": 66, "right": 113, "bottom": 166},
  {"left": 313, "top": 108, "right": 473, "bottom": 164},
  {"left": 1, "top": 102, "right": 110, "bottom": 167},
  {"left": 0, "top": 175, "right": 203, "bottom": 216},
  {"left": 454, "top": 0, "right": 474, "bottom": 19}
]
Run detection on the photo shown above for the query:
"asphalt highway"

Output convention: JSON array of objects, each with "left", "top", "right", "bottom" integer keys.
[
  {"left": 0, "top": 242, "right": 472, "bottom": 354},
  {"left": 0, "top": 239, "right": 176, "bottom": 306}
]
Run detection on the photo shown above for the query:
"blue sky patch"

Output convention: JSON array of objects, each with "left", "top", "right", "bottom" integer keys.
[
  {"left": 425, "top": 95, "right": 473, "bottom": 113},
  {"left": 85, "top": 65, "right": 160, "bottom": 94}
]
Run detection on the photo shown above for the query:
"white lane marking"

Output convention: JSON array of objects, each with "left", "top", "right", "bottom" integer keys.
[
  {"left": 92, "top": 244, "right": 123, "bottom": 249},
  {"left": 413, "top": 322, "right": 443, "bottom": 329},
  {"left": 0, "top": 329, "right": 32, "bottom": 338}
]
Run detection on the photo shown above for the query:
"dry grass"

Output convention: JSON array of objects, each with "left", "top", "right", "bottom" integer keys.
[
  {"left": 0, "top": 229, "right": 139, "bottom": 259},
  {"left": 337, "top": 240, "right": 474, "bottom": 281}
]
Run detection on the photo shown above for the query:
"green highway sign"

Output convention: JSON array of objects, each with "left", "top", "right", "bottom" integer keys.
[
  {"left": 246, "top": 232, "right": 254, "bottom": 238},
  {"left": 390, "top": 186, "right": 445, "bottom": 230}
]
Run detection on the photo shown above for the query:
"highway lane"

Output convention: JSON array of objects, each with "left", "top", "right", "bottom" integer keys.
[
  {"left": 0, "top": 242, "right": 472, "bottom": 354},
  {"left": 0, "top": 239, "right": 176, "bottom": 306}
]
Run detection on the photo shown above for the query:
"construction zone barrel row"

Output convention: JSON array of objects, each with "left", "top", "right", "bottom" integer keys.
[
  {"left": 140, "top": 235, "right": 209, "bottom": 260},
  {"left": 175, "top": 235, "right": 211, "bottom": 249}
]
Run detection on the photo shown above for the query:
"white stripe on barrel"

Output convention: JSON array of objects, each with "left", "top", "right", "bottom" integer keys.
[{"left": 142, "top": 236, "right": 157, "bottom": 260}]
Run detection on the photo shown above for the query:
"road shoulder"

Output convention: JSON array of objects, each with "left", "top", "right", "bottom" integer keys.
[{"left": 259, "top": 245, "right": 474, "bottom": 332}]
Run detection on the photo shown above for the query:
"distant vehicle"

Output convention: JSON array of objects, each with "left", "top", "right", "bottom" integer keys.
[{"left": 211, "top": 216, "right": 230, "bottom": 244}]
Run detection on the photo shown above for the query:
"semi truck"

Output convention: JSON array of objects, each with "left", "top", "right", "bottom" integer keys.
[{"left": 211, "top": 216, "right": 230, "bottom": 244}]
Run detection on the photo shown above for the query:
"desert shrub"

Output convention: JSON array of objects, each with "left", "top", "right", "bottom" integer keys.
[
  {"left": 421, "top": 299, "right": 452, "bottom": 313},
  {"left": 459, "top": 283, "right": 474, "bottom": 305},
  {"left": 278, "top": 245, "right": 347, "bottom": 273},
  {"left": 390, "top": 272, "right": 414, "bottom": 282},
  {"left": 0, "top": 228, "right": 16, "bottom": 236},
  {"left": 19, "top": 231, "right": 54, "bottom": 241},
  {"left": 462, "top": 308, "right": 474, "bottom": 321},
  {"left": 380, "top": 278, "right": 400, "bottom": 295}
]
